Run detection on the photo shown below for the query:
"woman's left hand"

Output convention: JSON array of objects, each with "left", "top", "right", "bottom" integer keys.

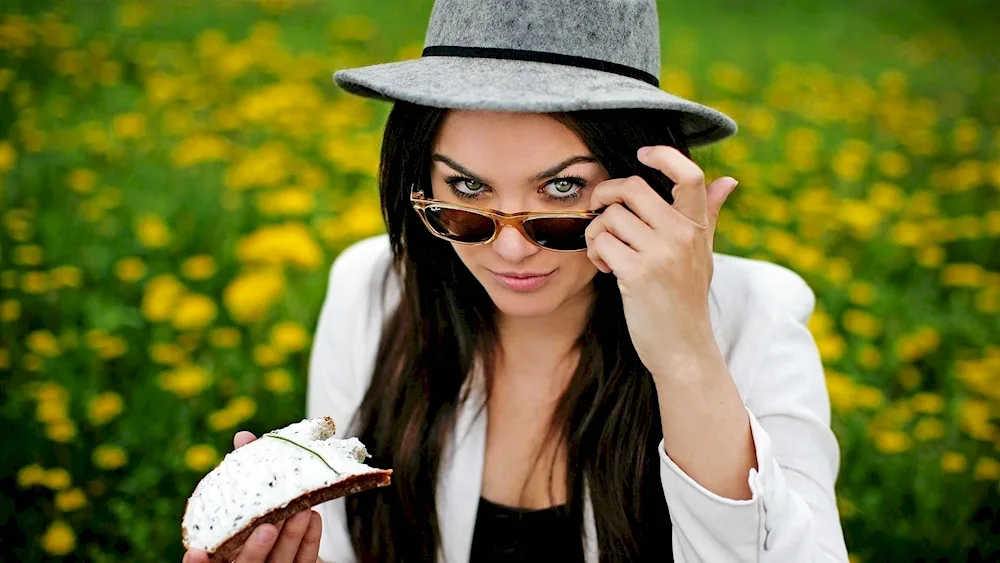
[{"left": 585, "top": 145, "right": 739, "bottom": 381}]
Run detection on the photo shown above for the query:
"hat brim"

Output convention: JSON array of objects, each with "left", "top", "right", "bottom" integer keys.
[{"left": 333, "top": 57, "right": 737, "bottom": 148}]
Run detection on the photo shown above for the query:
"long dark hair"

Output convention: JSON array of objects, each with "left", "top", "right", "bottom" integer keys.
[{"left": 345, "top": 101, "right": 691, "bottom": 562}]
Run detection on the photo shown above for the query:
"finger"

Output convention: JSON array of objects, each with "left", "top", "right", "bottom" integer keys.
[
  {"left": 585, "top": 203, "right": 659, "bottom": 251},
  {"left": 183, "top": 549, "right": 209, "bottom": 563},
  {"left": 234, "top": 431, "right": 257, "bottom": 450},
  {"left": 588, "top": 231, "right": 638, "bottom": 277},
  {"left": 637, "top": 146, "right": 708, "bottom": 227},
  {"left": 293, "top": 511, "right": 323, "bottom": 563},
  {"left": 590, "top": 176, "right": 674, "bottom": 232},
  {"left": 705, "top": 176, "right": 738, "bottom": 235},
  {"left": 265, "top": 511, "right": 312, "bottom": 563},
  {"left": 236, "top": 524, "right": 278, "bottom": 563}
]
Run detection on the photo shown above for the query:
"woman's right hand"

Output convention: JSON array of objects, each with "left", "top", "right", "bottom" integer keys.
[{"left": 182, "top": 431, "right": 324, "bottom": 563}]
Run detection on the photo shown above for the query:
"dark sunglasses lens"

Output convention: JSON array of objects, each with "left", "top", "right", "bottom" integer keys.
[
  {"left": 523, "top": 217, "right": 593, "bottom": 250},
  {"left": 423, "top": 206, "right": 496, "bottom": 243}
]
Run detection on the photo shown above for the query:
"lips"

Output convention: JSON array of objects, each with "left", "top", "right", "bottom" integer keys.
[{"left": 488, "top": 269, "right": 555, "bottom": 292}]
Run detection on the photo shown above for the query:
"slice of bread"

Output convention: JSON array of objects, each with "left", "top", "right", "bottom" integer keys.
[{"left": 181, "top": 416, "right": 391, "bottom": 562}]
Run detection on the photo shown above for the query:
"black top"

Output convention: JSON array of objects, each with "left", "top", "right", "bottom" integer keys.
[{"left": 469, "top": 496, "right": 585, "bottom": 562}]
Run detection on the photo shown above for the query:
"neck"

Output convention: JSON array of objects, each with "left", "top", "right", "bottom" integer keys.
[{"left": 493, "top": 286, "right": 594, "bottom": 384}]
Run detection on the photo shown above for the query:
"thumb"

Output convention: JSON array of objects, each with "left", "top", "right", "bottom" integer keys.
[{"left": 706, "top": 177, "right": 738, "bottom": 230}]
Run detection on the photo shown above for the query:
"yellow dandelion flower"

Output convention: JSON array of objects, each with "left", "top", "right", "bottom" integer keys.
[
  {"left": 253, "top": 344, "right": 284, "bottom": 367},
  {"left": 857, "top": 345, "right": 882, "bottom": 369},
  {"left": 46, "top": 420, "right": 77, "bottom": 443},
  {"left": 171, "top": 293, "right": 217, "bottom": 331},
  {"left": 149, "top": 342, "right": 187, "bottom": 365},
  {"left": 941, "top": 263, "right": 984, "bottom": 287},
  {"left": 66, "top": 168, "right": 97, "bottom": 194},
  {"left": 876, "top": 151, "right": 910, "bottom": 178},
  {"left": 973, "top": 458, "right": 1000, "bottom": 481},
  {"left": 847, "top": 282, "right": 876, "bottom": 306},
  {"left": 224, "top": 268, "right": 285, "bottom": 324},
  {"left": 842, "top": 309, "right": 882, "bottom": 339},
  {"left": 825, "top": 258, "right": 853, "bottom": 285},
  {"left": 42, "top": 468, "right": 72, "bottom": 490},
  {"left": 208, "top": 409, "right": 240, "bottom": 431},
  {"left": 113, "top": 112, "right": 146, "bottom": 138},
  {"left": 913, "top": 418, "right": 946, "bottom": 441},
  {"left": 209, "top": 327, "right": 241, "bottom": 348},
  {"left": 855, "top": 386, "right": 884, "bottom": 409},
  {"left": 23, "top": 353, "right": 43, "bottom": 372},
  {"left": 831, "top": 140, "right": 871, "bottom": 181},
  {"left": 224, "top": 142, "right": 293, "bottom": 190},
  {"left": 40, "top": 520, "right": 76, "bottom": 556},
  {"left": 897, "top": 366, "right": 922, "bottom": 390},
  {"left": 816, "top": 333, "right": 846, "bottom": 362},
  {"left": 0, "top": 140, "right": 17, "bottom": 173},
  {"left": 180, "top": 255, "right": 217, "bottom": 280},
  {"left": 16, "top": 464, "right": 45, "bottom": 488},
  {"left": 185, "top": 444, "right": 219, "bottom": 472},
  {"left": 36, "top": 400, "right": 67, "bottom": 423},
  {"left": 92, "top": 444, "right": 128, "bottom": 470},
  {"left": 118, "top": 1, "right": 152, "bottom": 28},
  {"left": 26, "top": 330, "right": 61, "bottom": 357},
  {"left": 54, "top": 488, "right": 87, "bottom": 511},
  {"left": 824, "top": 371, "right": 855, "bottom": 413},
  {"left": 837, "top": 496, "right": 858, "bottom": 519},
  {"left": 868, "top": 182, "right": 905, "bottom": 212},
  {"left": 135, "top": 214, "right": 171, "bottom": 248},
  {"left": 959, "top": 399, "right": 994, "bottom": 441},
  {"left": 13, "top": 244, "right": 42, "bottom": 266},
  {"left": 916, "top": 246, "right": 945, "bottom": 268},
  {"left": 18, "top": 271, "right": 45, "bottom": 294},
  {"left": 264, "top": 368, "right": 293, "bottom": 394},
  {"left": 49, "top": 265, "right": 82, "bottom": 288},
  {"left": 228, "top": 396, "right": 257, "bottom": 419},
  {"left": 271, "top": 320, "right": 310, "bottom": 353},
  {"left": 976, "top": 287, "right": 1000, "bottom": 314},
  {"left": 889, "top": 221, "right": 923, "bottom": 247},
  {"left": 93, "top": 335, "right": 127, "bottom": 360},
  {"left": 114, "top": 257, "right": 147, "bottom": 282},
  {"left": 951, "top": 118, "right": 980, "bottom": 154},
  {"left": 141, "top": 274, "right": 186, "bottom": 322},
  {"left": 172, "top": 133, "right": 232, "bottom": 167},
  {"left": 87, "top": 392, "right": 124, "bottom": 425},
  {"left": 941, "top": 451, "right": 967, "bottom": 473},
  {"left": 256, "top": 188, "right": 315, "bottom": 216},
  {"left": 911, "top": 392, "right": 945, "bottom": 414},
  {"left": 873, "top": 430, "right": 911, "bottom": 454},
  {"left": 157, "top": 364, "right": 213, "bottom": 398},
  {"left": 236, "top": 222, "right": 324, "bottom": 270}
]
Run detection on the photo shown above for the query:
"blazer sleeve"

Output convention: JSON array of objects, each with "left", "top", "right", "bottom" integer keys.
[
  {"left": 657, "top": 275, "right": 850, "bottom": 562},
  {"left": 306, "top": 235, "right": 395, "bottom": 563}
]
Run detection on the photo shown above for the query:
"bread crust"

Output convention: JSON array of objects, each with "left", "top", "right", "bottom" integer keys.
[{"left": 185, "top": 468, "right": 391, "bottom": 562}]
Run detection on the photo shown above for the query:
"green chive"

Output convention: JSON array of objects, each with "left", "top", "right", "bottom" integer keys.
[{"left": 264, "top": 434, "right": 341, "bottom": 476}]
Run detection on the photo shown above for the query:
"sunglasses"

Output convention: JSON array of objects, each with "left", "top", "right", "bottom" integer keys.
[{"left": 410, "top": 190, "right": 601, "bottom": 252}]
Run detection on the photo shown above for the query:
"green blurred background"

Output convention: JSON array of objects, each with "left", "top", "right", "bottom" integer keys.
[{"left": 1, "top": 0, "right": 997, "bottom": 561}]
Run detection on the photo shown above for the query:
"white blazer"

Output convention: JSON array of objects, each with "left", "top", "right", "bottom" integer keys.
[{"left": 306, "top": 234, "right": 849, "bottom": 562}]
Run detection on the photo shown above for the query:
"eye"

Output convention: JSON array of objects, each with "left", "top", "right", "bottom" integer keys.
[
  {"left": 444, "top": 176, "right": 489, "bottom": 199},
  {"left": 542, "top": 177, "right": 586, "bottom": 200}
]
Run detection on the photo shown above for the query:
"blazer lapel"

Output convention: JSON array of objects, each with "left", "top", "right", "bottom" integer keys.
[{"left": 436, "top": 367, "right": 487, "bottom": 563}]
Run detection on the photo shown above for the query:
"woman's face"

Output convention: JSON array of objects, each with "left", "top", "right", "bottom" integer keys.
[{"left": 429, "top": 109, "right": 610, "bottom": 318}]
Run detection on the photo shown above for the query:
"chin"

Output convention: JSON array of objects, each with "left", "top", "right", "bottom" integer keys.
[{"left": 486, "top": 288, "right": 565, "bottom": 318}]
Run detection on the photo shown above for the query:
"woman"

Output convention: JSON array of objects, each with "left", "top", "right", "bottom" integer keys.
[{"left": 184, "top": 0, "right": 849, "bottom": 561}]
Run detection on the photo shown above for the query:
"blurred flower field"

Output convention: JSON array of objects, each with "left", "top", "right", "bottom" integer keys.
[{"left": 1, "top": 0, "right": 997, "bottom": 561}]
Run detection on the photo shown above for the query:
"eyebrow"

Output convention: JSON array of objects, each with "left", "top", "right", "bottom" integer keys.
[{"left": 431, "top": 153, "right": 598, "bottom": 184}]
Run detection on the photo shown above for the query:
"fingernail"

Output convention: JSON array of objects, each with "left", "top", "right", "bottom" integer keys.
[
  {"left": 637, "top": 146, "right": 652, "bottom": 159},
  {"left": 257, "top": 526, "right": 276, "bottom": 542}
]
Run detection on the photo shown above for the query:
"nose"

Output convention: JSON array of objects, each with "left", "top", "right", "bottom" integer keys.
[{"left": 491, "top": 223, "right": 539, "bottom": 263}]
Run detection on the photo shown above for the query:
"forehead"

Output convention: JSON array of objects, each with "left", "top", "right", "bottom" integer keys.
[{"left": 431, "top": 110, "right": 591, "bottom": 167}]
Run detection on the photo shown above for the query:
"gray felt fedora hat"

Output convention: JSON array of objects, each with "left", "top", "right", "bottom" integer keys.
[{"left": 333, "top": 0, "right": 738, "bottom": 147}]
